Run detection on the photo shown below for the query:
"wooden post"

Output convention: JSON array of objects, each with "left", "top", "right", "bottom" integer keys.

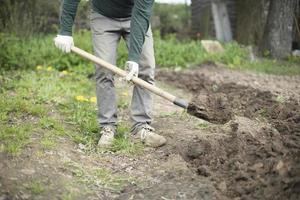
[{"left": 211, "top": 0, "right": 232, "bottom": 42}]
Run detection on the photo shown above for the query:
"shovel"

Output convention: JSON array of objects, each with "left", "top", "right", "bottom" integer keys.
[{"left": 71, "top": 46, "right": 232, "bottom": 124}]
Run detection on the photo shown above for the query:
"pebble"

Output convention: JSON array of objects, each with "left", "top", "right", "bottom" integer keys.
[
  {"left": 275, "top": 160, "right": 287, "bottom": 176},
  {"left": 20, "top": 169, "right": 36, "bottom": 175},
  {"left": 292, "top": 50, "right": 300, "bottom": 57},
  {"left": 78, "top": 143, "right": 86, "bottom": 150},
  {"left": 0, "top": 194, "right": 12, "bottom": 200},
  {"left": 218, "top": 181, "right": 227, "bottom": 192},
  {"left": 0, "top": 163, "right": 4, "bottom": 170}
]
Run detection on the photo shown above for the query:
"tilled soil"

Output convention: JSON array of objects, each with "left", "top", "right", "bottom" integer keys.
[{"left": 157, "top": 65, "right": 300, "bottom": 200}]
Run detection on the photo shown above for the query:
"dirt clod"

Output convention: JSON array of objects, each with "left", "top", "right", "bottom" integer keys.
[
  {"left": 157, "top": 67, "right": 300, "bottom": 200},
  {"left": 187, "top": 94, "right": 232, "bottom": 124}
]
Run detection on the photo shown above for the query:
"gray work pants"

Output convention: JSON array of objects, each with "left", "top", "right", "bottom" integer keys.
[{"left": 90, "top": 11, "right": 155, "bottom": 132}]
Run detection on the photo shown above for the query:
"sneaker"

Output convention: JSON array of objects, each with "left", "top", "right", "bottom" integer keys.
[
  {"left": 98, "top": 126, "right": 115, "bottom": 147},
  {"left": 134, "top": 124, "right": 166, "bottom": 147}
]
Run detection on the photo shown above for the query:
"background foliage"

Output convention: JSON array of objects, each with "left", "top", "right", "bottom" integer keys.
[{"left": 0, "top": 0, "right": 299, "bottom": 75}]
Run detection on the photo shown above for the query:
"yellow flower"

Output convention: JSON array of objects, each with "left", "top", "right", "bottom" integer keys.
[
  {"left": 75, "top": 95, "right": 89, "bottom": 102},
  {"left": 36, "top": 65, "right": 43, "bottom": 70},
  {"left": 121, "top": 92, "right": 129, "bottom": 97},
  {"left": 61, "top": 70, "right": 68, "bottom": 75},
  {"left": 90, "top": 97, "right": 97, "bottom": 103},
  {"left": 47, "top": 66, "right": 53, "bottom": 71}
]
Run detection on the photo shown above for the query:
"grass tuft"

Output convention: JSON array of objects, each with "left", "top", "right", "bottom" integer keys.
[
  {"left": 109, "top": 123, "right": 143, "bottom": 154},
  {"left": 197, "top": 122, "right": 210, "bottom": 130},
  {"left": 93, "top": 167, "right": 131, "bottom": 190},
  {"left": 0, "top": 124, "right": 33, "bottom": 155},
  {"left": 40, "top": 136, "right": 57, "bottom": 150},
  {"left": 26, "top": 180, "right": 45, "bottom": 195}
]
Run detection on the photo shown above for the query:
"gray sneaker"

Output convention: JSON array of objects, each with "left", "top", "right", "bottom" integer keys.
[
  {"left": 135, "top": 124, "right": 166, "bottom": 147},
  {"left": 98, "top": 126, "right": 115, "bottom": 147}
]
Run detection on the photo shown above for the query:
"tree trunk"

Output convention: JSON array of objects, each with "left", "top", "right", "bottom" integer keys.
[
  {"left": 260, "top": 0, "right": 297, "bottom": 59},
  {"left": 235, "top": 0, "right": 269, "bottom": 46},
  {"left": 211, "top": 0, "right": 233, "bottom": 42}
]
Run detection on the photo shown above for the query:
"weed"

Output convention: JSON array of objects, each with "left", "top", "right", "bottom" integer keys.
[
  {"left": 0, "top": 111, "right": 8, "bottom": 122},
  {"left": 159, "top": 111, "right": 178, "bottom": 118},
  {"left": 93, "top": 168, "right": 130, "bottom": 190},
  {"left": 197, "top": 123, "right": 210, "bottom": 129},
  {"left": 275, "top": 95, "right": 286, "bottom": 103},
  {"left": 35, "top": 150, "right": 44, "bottom": 158},
  {"left": 257, "top": 108, "right": 268, "bottom": 118},
  {"left": 109, "top": 123, "right": 143, "bottom": 154},
  {"left": 26, "top": 180, "right": 45, "bottom": 195},
  {"left": 60, "top": 193, "right": 74, "bottom": 200},
  {"left": 62, "top": 102, "right": 99, "bottom": 141},
  {"left": 212, "top": 84, "right": 219, "bottom": 92},
  {"left": 64, "top": 161, "right": 86, "bottom": 179},
  {"left": 64, "top": 161, "right": 130, "bottom": 191},
  {"left": 117, "top": 98, "right": 129, "bottom": 109},
  {"left": 179, "top": 109, "right": 191, "bottom": 120},
  {"left": 39, "top": 117, "right": 63, "bottom": 131}
]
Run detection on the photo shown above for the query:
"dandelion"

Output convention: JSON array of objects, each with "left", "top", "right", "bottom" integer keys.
[
  {"left": 59, "top": 70, "right": 69, "bottom": 78},
  {"left": 36, "top": 65, "right": 43, "bottom": 70},
  {"left": 90, "top": 96, "right": 97, "bottom": 103},
  {"left": 47, "top": 66, "right": 53, "bottom": 71},
  {"left": 61, "top": 70, "right": 68, "bottom": 75},
  {"left": 75, "top": 95, "right": 89, "bottom": 102},
  {"left": 121, "top": 92, "right": 129, "bottom": 97}
]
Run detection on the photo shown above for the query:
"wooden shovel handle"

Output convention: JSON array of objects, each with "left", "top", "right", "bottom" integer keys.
[{"left": 71, "top": 46, "right": 188, "bottom": 109}]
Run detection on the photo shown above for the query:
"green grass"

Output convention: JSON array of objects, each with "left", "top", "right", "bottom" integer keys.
[
  {"left": 1, "top": 68, "right": 97, "bottom": 143},
  {"left": 0, "top": 66, "right": 143, "bottom": 155},
  {"left": 0, "top": 94, "right": 46, "bottom": 118},
  {"left": 2, "top": 31, "right": 299, "bottom": 75},
  {"left": 230, "top": 58, "right": 300, "bottom": 76},
  {"left": 0, "top": 124, "right": 33, "bottom": 155}
]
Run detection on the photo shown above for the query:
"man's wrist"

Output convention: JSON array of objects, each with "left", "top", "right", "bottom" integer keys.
[
  {"left": 59, "top": 29, "right": 72, "bottom": 36},
  {"left": 126, "top": 61, "right": 138, "bottom": 65},
  {"left": 128, "top": 54, "right": 140, "bottom": 64}
]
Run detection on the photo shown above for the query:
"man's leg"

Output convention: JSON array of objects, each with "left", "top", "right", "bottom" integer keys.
[
  {"left": 90, "top": 12, "right": 121, "bottom": 131},
  {"left": 122, "top": 22, "right": 166, "bottom": 147},
  {"left": 123, "top": 27, "right": 155, "bottom": 132}
]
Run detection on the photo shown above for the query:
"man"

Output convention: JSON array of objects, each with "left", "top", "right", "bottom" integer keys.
[{"left": 54, "top": 0, "right": 166, "bottom": 147}]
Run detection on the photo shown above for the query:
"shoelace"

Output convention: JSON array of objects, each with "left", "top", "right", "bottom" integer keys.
[
  {"left": 140, "top": 125, "right": 155, "bottom": 140},
  {"left": 101, "top": 126, "right": 114, "bottom": 137}
]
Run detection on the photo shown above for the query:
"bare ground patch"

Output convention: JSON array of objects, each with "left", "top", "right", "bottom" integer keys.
[{"left": 157, "top": 65, "right": 300, "bottom": 200}]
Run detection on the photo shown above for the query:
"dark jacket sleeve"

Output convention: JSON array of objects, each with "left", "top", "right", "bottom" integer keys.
[
  {"left": 128, "top": 0, "right": 154, "bottom": 63},
  {"left": 59, "top": 0, "right": 81, "bottom": 36}
]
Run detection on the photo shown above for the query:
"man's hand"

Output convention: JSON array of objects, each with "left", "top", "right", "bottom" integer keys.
[
  {"left": 125, "top": 61, "right": 139, "bottom": 81},
  {"left": 54, "top": 35, "right": 74, "bottom": 53}
]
